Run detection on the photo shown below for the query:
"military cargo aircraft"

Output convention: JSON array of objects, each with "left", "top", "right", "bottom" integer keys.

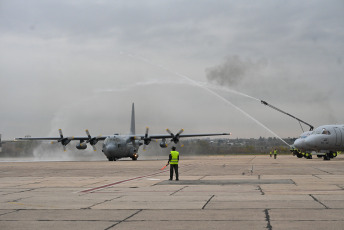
[{"left": 16, "top": 103, "right": 231, "bottom": 161}]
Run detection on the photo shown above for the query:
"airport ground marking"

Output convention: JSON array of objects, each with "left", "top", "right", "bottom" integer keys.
[{"left": 79, "top": 164, "right": 192, "bottom": 193}]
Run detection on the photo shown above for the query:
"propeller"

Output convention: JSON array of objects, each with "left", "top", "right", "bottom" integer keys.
[
  {"left": 166, "top": 128, "right": 184, "bottom": 144},
  {"left": 142, "top": 127, "right": 151, "bottom": 151},
  {"left": 85, "top": 129, "right": 101, "bottom": 151},
  {"left": 51, "top": 129, "right": 74, "bottom": 151}
]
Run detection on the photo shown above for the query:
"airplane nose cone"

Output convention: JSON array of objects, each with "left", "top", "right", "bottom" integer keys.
[
  {"left": 303, "top": 138, "right": 312, "bottom": 149},
  {"left": 293, "top": 139, "right": 303, "bottom": 149},
  {"left": 104, "top": 144, "right": 116, "bottom": 155}
]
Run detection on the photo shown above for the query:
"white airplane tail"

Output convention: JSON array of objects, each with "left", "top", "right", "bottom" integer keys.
[{"left": 130, "top": 103, "right": 135, "bottom": 135}]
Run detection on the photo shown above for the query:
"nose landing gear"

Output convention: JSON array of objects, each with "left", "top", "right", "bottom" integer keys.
[{"left": 131, "top": 153, "right": 138, "bottom": 161}]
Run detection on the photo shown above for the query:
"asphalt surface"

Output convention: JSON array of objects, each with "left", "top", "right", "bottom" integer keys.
[{"left": 1, "top": 155, "right": 344, "bottom": 229}]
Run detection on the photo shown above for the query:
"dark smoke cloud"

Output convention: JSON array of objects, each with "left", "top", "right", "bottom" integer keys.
[{"left": 205, "top": 56, "right": 267, "bottom": 86}]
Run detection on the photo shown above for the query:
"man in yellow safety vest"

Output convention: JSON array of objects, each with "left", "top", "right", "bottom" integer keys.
[
  {"left": 167, "top": 146, "right": 179, "bottom": 181},
  {"left": 274, "top": 149, "right": 278, "bottom": 159}
]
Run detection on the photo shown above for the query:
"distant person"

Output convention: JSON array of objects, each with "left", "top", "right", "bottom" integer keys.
[
  {"left": 274, "top": 148, "right": 278, "bottom": 159},
  {"left": 166, "top": 146, "right": 179, "bottom": 181},
  {"left": 270, "top": 150, "right": 272, "bottom": 158}
]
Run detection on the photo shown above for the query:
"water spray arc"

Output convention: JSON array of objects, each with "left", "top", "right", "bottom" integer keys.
[{"left": 123, "top": 52, "right": 290, "bottom": 147}]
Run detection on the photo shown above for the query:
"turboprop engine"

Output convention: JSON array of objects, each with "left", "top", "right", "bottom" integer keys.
[
  {"left": 76, "top": 142, "right": 87, "bottom": 150},
  {"left": 160, "top": 139, "right": 168, "bottom": 148}
]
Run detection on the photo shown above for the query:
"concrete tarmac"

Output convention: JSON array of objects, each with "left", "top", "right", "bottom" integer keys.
[{"left": 1, "top": 155, "right": 344, "bottom": 229}]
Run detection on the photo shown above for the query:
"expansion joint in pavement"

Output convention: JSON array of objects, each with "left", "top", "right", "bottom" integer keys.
[
  {"left": 104, "top": 209, "right": 142, "bottom": 230},
  {"left": 264, "top": 209, "right": 272, "bottom": 230},
  {"left": 199, "top": 175, "right": 207, "bottom": 180},
  {"left": 3, "top": 188, "right": 37, "bottom": 196},
  {"left": 336, "top": 185, "right": 344, "bottom": 190},
  {"left": 202, "top": 195, "right": 215, "bottom": 209},
  {"left": 310, "top": 194, "right": 329, "bottom": 209},
  {"left": 313, "top": 167, "right": 333, "bottom": 175},
  {"left": 312, "top": 174, "right": 322, "bottom": 179},
  {"left": 83, "top": 196, "right": 122, "bottom": 209},
  {"left": 0, "top": 210, "right": 18, "bottom": 217},
  {"left": 170, "top": 186, "right": 188, "bottom": 196},
  {"left": 257, "top": 185, "right": 265, "bottom": 195}
]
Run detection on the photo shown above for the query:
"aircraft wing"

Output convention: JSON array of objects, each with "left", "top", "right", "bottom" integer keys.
[
  {"left": 15, "top": 136, "right": 107, "bottom": 141},
  {"left": 147, "top": 133, "right": 231, "bottom": 139},
  {"left": 131, "top": 129, "right": 231, "bottom": 142},
  {"left": 131, "top": 130, "right": 230, "bottom": 149},
  {"left": 0, "top": 134, "right": 17, "bottom": 143},
  {"left": 15, "top": 137, "right": 62, "bottom": 141},
  {"left": 1, "top": 139, "right": 18, "bottom": 143},
  {"left": 15, "top": 130, "right": 107, "bottom": 151},
  {"left": 15, "top": 129, "right": 107, "bottom": 142}
]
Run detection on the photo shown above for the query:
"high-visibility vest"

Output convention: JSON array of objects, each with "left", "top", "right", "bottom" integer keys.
[
  {"left": 170, "top": 151, "right": 179, "bottom": 165},
  {"left": 274, "top": 150, "right": 277, "bottom": 155}
]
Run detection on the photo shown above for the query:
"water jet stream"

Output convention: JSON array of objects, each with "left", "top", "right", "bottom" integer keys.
[{"left": 122, "top": 52, "right": 290, "bottom": 147}]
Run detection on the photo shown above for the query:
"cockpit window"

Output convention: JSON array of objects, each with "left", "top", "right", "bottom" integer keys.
[
  {"left": 312, "top": 127, "right": 323, "bottom": 135},
  {"left": 300, "top": 131, "right": 312, "bottom": 138},
  {"left": 104, "top": 137, "right": 115, "bottom": 144},
  {"left": 321, "top": 128, "right": 331, "bottom": 135}
]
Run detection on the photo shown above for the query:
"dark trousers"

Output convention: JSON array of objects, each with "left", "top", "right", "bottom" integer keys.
[{"left": 170, "top": 164, "right": 179, "bottom": 180}]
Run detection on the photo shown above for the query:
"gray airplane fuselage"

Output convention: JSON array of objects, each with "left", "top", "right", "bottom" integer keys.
[
  {"left": 102, "top": 135, "right": 141, "bottom": 161},
  {"left": 294, "top": 125, "right": 344, "bottom": 152}
]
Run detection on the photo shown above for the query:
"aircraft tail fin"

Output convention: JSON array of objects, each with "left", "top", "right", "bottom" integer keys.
[{"left": 130, "top": 103, "right": 135, "bottom": 135}]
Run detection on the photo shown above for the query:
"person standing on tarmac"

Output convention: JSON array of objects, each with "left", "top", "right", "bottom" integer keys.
[
  {"left": 274, "top": 148, "right": 278, "bottom": 159},
  {"left": 166, "top": 146, "right": 179, "bottom": 181}
]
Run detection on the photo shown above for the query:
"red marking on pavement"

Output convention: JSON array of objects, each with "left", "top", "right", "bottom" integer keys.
[{"left": 80, "top": 169, "right": 168, "bottom": 193}]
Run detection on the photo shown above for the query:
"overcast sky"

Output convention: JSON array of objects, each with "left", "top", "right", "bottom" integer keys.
[{"left": 1, "top": 0, "right": 343, "bottom": 141}]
